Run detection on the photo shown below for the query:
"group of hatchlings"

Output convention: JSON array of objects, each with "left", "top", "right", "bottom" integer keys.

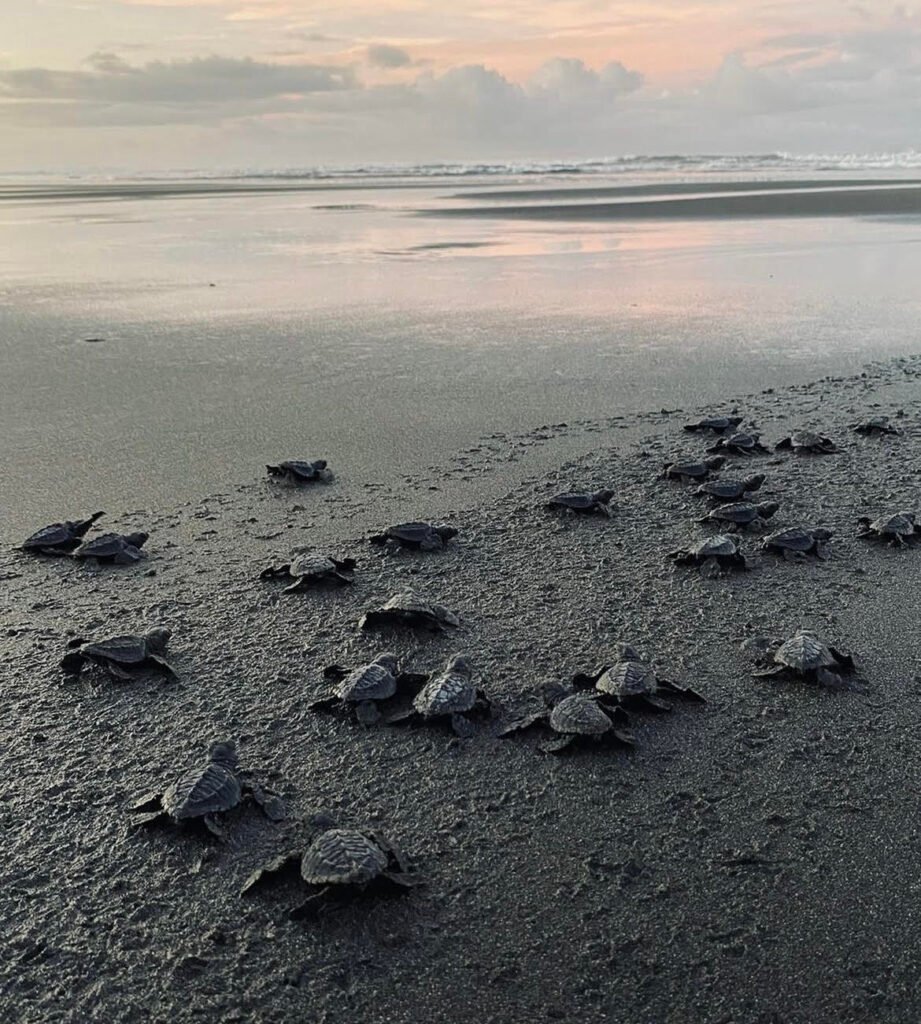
[{"left": 16, "top": 418, "right": 900, "bottom": 915}]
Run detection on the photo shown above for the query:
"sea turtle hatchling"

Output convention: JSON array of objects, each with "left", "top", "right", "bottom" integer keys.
[
  {"left": 21, "top": 511, "right": 105, "bottom": 555},
  {"left": 369, "top": 522, "right": 458, "bottom": 551},
  {"left": 129, "top": 740, "right": 285, "bottom": 840},
  {"left": 306, "top": 653, "right": 427, "bottom": 725},
  {"left": 545, "top": 489, "right": 615, "bottom": 516},
  {"left": 775, "top": 429, "right": 837, "bottom": 454},
  {"left": 707, "top": 432, "right": 770, "bottom": 456},
  {"left": 387, "top": 655, "right": 493, "bottom": 736},
  {"left": 260, "top": 553, "right": 356, "bottom": 592},
  {"left": 497, "top": 687, "right": 635, "bottom": 754},
  {"left": 762, "top": 527, "right": 833, "bottom": 560},
  {"left": 853, "top": 416, "right": 900, "bottom": 437},
  {"left": 359, "top": 591, "right": 459, "bottom": 632},
  {"left": 694, "top": 475, "right": 766, "bottom": 502},
  {"left": 857, "top": 512, "right": 918, "bottom": 547},
  {"left": 752, "top": 631, "right": 857, "bottom": 688},
  {"left": 701, "top": 501, "right": 779, "bottom": 532},
  {"left": 572, "top": 644, "right": 705, "bottom": 712},
  {"left": 266, "top": 459, "right": 332, "bottom": 484},
  {"left": 61, "top": 627, "right": 177, "bottom": 681},
  {"left": 683, "top": 415, "right": 744, "bottom": 434},
  {"left": 241, "top": 816, "right": 420, "bottom": 919},
  {"left": 73, "top": 531, "right": 149, "bottom": 564},
  {"left": 662, "top": 456, "right": 725, "bottom": 482},
  {"left": 669, "top": 534, "right": 750, "bottom": 574}
]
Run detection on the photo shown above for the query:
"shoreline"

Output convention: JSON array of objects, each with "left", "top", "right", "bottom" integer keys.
[{"left": 5, "top": 355, "right": 921, "bottom": 1022}]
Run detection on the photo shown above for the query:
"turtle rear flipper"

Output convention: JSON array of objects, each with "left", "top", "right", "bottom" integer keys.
[
  {"left": 377, "top": 871, "right": 421, "bottom": 892},
  {"left": 282, "top": 577, "right": 311, "bottom": 593},
  {"left": 815, "top": 667, "right": 847, "bottom": 689},
  {"left": 495, "top": 712, "right": 546, "bottom": 737},
  {"left": 202, "top": 814, "right": 230, "bottom": 841},
  {"left": 815, "top": 543, "right": 831, "bottom": 560},
  {"left": 658, "top": 679, "right": 707, "bottom": 703},
  {"left": 540, "top": 735, "right": 575, "bottom": 754},
  {"left": 241, "top": 852, "right": 303, "bottom": 895},
  {"left": 147, "top": 654, "right": 179, "bottom": 679},
  {"left": 246, "top": 782, "right": 287, "bottom": 822},
  {"left": 753, "top": 666, "right": 785, "bottom": 678},
  {"left": 384, "top": 708, "right": 418, "bottom": 726},
  {"left": 354, "top": 701, "right": 382, "bottom": 726},
  {"left": 260, "top": 564, "right": 291, "bottom": 579},
  {"left": 631, "top": 694, "right": 672, "bottom": 713},
  {"left": 104, "top": 661, "right": 137, "bottom": 682}
]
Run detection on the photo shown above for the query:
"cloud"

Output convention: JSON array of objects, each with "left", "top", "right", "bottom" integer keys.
[
  {"left": 365, "top": 44, "right": 413, "bottom": 69},
  {"left": 0, "top": 54, "right": 353, "bottom": 105}
]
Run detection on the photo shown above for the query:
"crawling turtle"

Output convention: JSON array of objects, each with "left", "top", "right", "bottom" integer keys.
[
  {"left": 670, "top": 534, "right": 750, "bottom": 574},
  {"left": 359, "top": 591, "right": 459, "bottom": 632},
  {"left": 752, "top": 631, "right": 856, "bottom": 688},
  {"left": 260, "top": 553, "right": 356, "bottom": 592},
  {"left": 266, "top": 460, "right": 332, "bottom": 484},
  {"left": 694, "top": 474, "right": 765, "bottom": 502},
  {"left": 369, "top": 522, "right": 458, "bottom": 551},
  {"left": 129, "top": 741, "right": 285, "bottom": 840},
  {"left": 684, "top": 415, "right": 744, "bottom": 434},
  {"left": 707, "top": 432, "right": 769, "bottom": 456},
  {"left": 775, "top": 429, "right": 837, "bottom": 454},
  {"left": 307, "top": 653, "right": 426, "bottom": 725},
  {"left": 701, "top": 501, "right": 779, "bottom": 532},
  {"left": 21, "top": 511, "right": 105, "bottom": 555},
  {"left": 545, "top": 489, "right": 614, "bottom": 516},
  {"left": 573, "top": 644, "right": 705, "bottom": 712},
  {"left": 857, "top": 512, "right": 918, "bottom": 547},
  {"left": 762, "top": 527, "right": 833, "bottom": 560},
  {"left": 853, "top": 416, "right": 900, "bottom": 437},
  {"left": 662, "top": 456, "right": 725, "bottom": 482},
  {"left": 387, "top": 655, "right": 492, "bottom": 736},
  {"left": 61, "top": 627, "right": 177, "bottom": 680},
  {"left": 241, "top": 815, "right": 420, "bottom": 919},
  {"left": 74, "top": 531, "right": 149, "bottom": 564},
  {"left": 498, "top": 688, "right": 634, "bottom": 754}
]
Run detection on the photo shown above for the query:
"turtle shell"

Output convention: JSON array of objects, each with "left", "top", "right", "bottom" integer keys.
[
  {"left": 387, "top": 522, "right": 441, "bottom": 544},
  {"left": 708, "top": 502, "right": 760, "bottom": 524},
  {"left": 549, "top": 694, "right": 612, "bottom": 736},
  {"left": 693, "top": 534, "right": 739, "bottom": 558},
  {"left": 383, "top": 591, "right": 459, "bottom": 626},
  {"left": 22, "top": 523, "right": 78, "bottom": 549},
  {"left": 81, "top": 634, "right": 151, "bottom": 665},
  {"left": 684, "top": 415, "right": 743, "bottom": 433},
  {"left": 162, "top": 748, "right": 242, "bottom": 820},
  {"left": 548, "top": 492, "right": 596, "bottom": 509},
  {"left": 773, "top": 633, "right": 838, "bottom": 673},
  {"left": 666, "top": 461, "right": 711, "bottom": 479},
  {"left": 74, "top": 533, "right": 143, "bottom": 559},
  {"left": 596, "top": 660, "right": 657, "bottom": 698},
  {"left": 301, "top": 828, "right": 388, "bottom": 886},
  {"left": 283, "top": 460, "right": 326, "bottom": 479},
  {"left": 870, "top": 513, "right": 915, "bottom": 536},
  {"left": 412, "top": 656, "right": 475, "bottom": 717},
  {"left": 763, "top": 528, "right": 817, "bottom": 551},
  {"left": 337, "top": 656, "right": 399, "bottom": 702},
  {"left": 290, "top": 553, "right": 340, "bottom": 577}
]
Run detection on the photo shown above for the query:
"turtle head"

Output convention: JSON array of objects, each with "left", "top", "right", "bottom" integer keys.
[
  {"left": 145, "top": 626, "right": 171, "bottom": 651},
  {"left": 593, "top": 489, "right": 615, "bottom": 504},
  {"left": 812, "top": 527, "right": 834, "bottom": 541},
  {"left": 435, "top": 525, "right": 459, "bottom": 542},
  {"left": 308, "top": 809, "right": 337, "bottom": 833},
  {"left": 446, "top": 654, "right": 473, "bottom": 676},
  {"left": 616, "top": 642, "right": 642, "bottom": 662},
  {"left": 757, "top": 502, "right": 780, "bottom": 519},
  {"left": 209, "top": 740, "right": 237, "bottom": 766},
  {"left": 743, "top": 474, "right": 766, "bottom": 492},
  {"left": 705, "top": 456, "right": 726, "bottom": 470},
  {"left": 125, "top": 532, "right": 149, "bottom": 547},
  {"left": 312, "top": 459, "right": 328, "bottom": 471},
  {"left": 541, "top": 681, "right": 571, "bottom": 706}
]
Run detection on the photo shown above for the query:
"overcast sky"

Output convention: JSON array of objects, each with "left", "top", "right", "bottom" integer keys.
[{"left": 1, "top": 1, "right": 919, "bottom": 171}]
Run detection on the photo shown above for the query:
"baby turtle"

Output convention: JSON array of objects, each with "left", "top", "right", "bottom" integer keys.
[
  {"left": 670, "top": 534, "right": 750, "bottom": 574},
  {"left": 572, "top": 644, "right": 705, "bottom": 712},
  {"left": 307, "top": 653, "right": 426, "bottom": 725},
  {"left": 266, "top": 459, "right": 332, "bottom": 484},
  {"left": 387, "top": 655, "right": 492, "bottom": 737},
  {"left": 762, "top": 527, "right": 833, "bottom": 560},
  {"left": 21, "top": 511, "right": 105, "bottom": 555},
  {"left": 359, "top": 591, "right": 459, "bottom": 632},
  {"left": 752, "top": 631, "right": 856, "bottom": 688},
  {"left": 853, "top": 416, "right": 900, "bottom": 437},
  {"left": 694, "top": 474, "right": 765, "bottom": 502},
  {"left": 129, "top": 741, "right": 284, "bottom": 840},
  {"left": 73, "top": 531, "right": 149, "bottom": 564},
  {"left": 857, "top": 512, "right": 918, "bottom": 547},
  {"left": 241, "top": 816, "right": 420, "bottom": 919},
  {"left": 498, "top": 688, "right": 634, "bottom": 754},
  {"left": 260, "top": 553, "right": 356, "bottom": 592},
  {"left": 369, "top": 522, "right": 458, "bottom": 551},
  {"left": 707, "top": 432, "right": 769, "bottom": 456},
  {"left": 545, "top": 489, "right": 614, "bottom": 516},
  {"left": 684, "top": 415, "right": 743, "bottom": 434},
  {"left": 775, "top": 429, "right": 837, "bottom": 454},
  {"left": 61, "top": 627, "right": 177, "bottom": 681},
  {"left": 662, "top": 456, "right": 725, "bottom": 482},
  {"left": 701, "top": 501, "right": 779, "bottom": 532}
]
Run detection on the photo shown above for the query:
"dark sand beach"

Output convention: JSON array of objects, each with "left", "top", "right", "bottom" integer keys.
[{"left": 5, "top": 355, "right": 921, "bottom": 1023}]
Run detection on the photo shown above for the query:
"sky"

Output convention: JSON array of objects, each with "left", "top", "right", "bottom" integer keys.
[{"left": 1, "top": 1, "right": 920, "bottom": 171}]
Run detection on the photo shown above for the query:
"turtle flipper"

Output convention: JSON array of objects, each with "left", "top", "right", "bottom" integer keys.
[
  {"left": 282, "top": 577, "right": 310, "bottom": 594},
  {"left": 450, "top": 713, "right": 475, "bottom": 738},
  {"left": 753, "top": 666, "right": 785, "bottom": 678},
  {"left": 306, "top": 695, "right": 342, "bottom": 714},
  {"left": 240, "top": 852, "right": 303, "bottom": 895},
  {"left": 105, "top": 662, "right": 137, "bottom": 682},
  {"left": 495, "top": 712, "right": 546, "bottom": 737},
  {"left": 203, "top": 814, "right": 229, "bottom": 842},
  {"left": 322, "top": 664, "right": 349, "bottom": 682},
  {"left": 260, "top": 564, "right": 291, "bottom": 579},
  {"left": 354, "top": 701, "right": 382, "bottom": 726},
  {"left": 378, "top": 871, "right": 422, "bottom": 892},
  {"left": 540, "top": 735, "right": 575, "bottom": 754},
  {"left": 246, "top": 782, "right": 287, "bottom": 822},
  {"left": 658, "top": 679, "right": 706, "bottom": 703},
  {"left": 395, "top": 672, "right": 430, "bottom": 693},
  {"left": 61, "top": 651, "right": 86, "bottom": 675},
  {"left": 384, "top": 708, "right": 418, "bottom": 726},
  {"left": 636, "top": 695, "right": 673, "bottom": 713},
  {"left": 147, "top": 654, "right": 179, "bottom": 679},
  {"left": 815, "top": 667, "right": 846, "bottom": 689},
  {"left": 288, "top": 886, "right": 333, "bottom": 921},
  {"left": 828, "top": 648, "right": 856, "bottom": 673},
  {"left": 572, "top": 667, "right": 608, "bottom": 690}
]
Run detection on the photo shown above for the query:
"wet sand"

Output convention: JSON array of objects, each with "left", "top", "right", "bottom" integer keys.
[{"left": 4, "top": 356, "right": 921, "bottom": 1023}]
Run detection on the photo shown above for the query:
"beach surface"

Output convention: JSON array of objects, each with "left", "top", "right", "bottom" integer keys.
[{"left": 3, "top": 355, "right": 921, "bottom": 1023}]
